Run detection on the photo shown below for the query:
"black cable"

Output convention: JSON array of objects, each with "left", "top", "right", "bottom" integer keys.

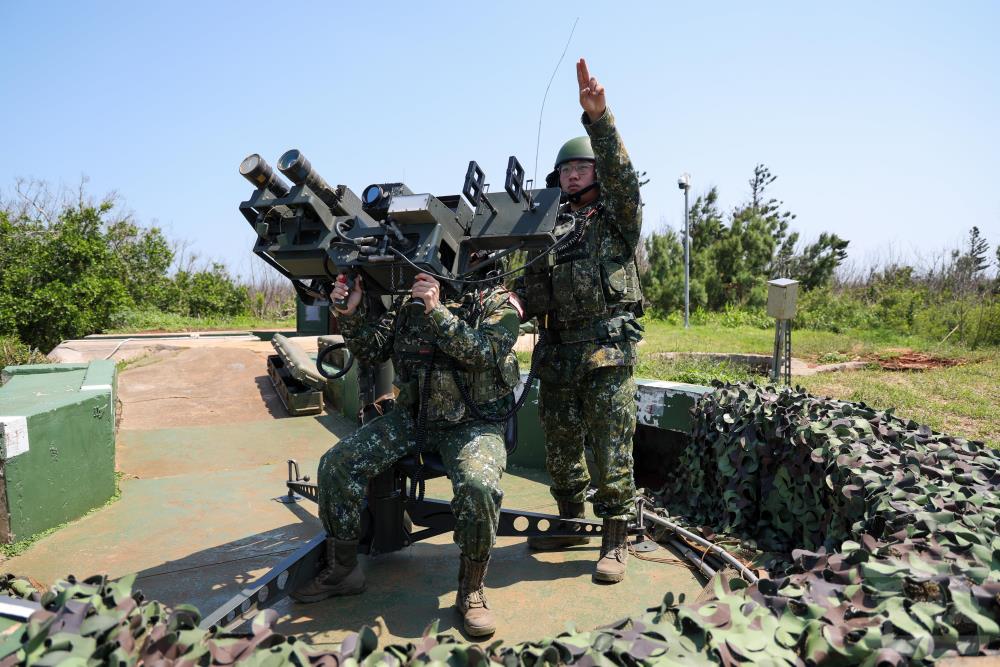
[
  {"left": 448, "top": 328, "right": 547, "bottom": 424},
  {"left": 408, "top": 348, "right": 436, "bottom": 502}
]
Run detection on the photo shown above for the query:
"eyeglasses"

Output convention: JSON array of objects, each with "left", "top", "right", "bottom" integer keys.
[{"left": 558, "top": 162, "right": 594, "bottom": 176}]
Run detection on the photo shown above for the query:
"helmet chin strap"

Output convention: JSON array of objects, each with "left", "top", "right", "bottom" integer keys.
[{"left": 563, "top": 181, "right": 600, "bottom": 204}]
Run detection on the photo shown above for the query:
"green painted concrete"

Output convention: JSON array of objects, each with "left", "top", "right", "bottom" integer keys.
[
  {"left": 0, "top": 361, "right": 116, "bottom": 542},
  {"left": 3, "top": 455, "right": 703, "bottom": 648},
  {"left": 1, "top": 347, "right": 713, "bottom": 648},
  {"left": 117, "top": 413, "right": 355, "bottom": 480},
  {"left": 2, "top": 363, "right": 89, "bottom": 379},
  {"left": 1, "top": 465, "right": 326, "bottom": 609},
  {"left": 268, "top": 469, "right": 704, "bottom": 648}
]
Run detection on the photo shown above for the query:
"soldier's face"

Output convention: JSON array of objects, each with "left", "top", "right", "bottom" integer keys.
[{"left": 559, "top": 160, "right": 596, "bottom": 195}]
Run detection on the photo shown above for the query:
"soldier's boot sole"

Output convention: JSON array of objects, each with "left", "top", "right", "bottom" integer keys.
[
  {"left": 527, "top": 534, "right": 591, "bottom": 551},
  {"left": 289, "top": 564, "right": 366, "bottom": 603},
  {"left": 592, "top": 565, "right": 627, "bottom": 583},
  {"left": 593, "top": 551, "right": 627, "bottom": 583}
]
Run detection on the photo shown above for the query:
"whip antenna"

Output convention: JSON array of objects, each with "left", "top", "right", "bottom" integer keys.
[{"left": 534, "top": 17, "right": 579, "bottom": 185}]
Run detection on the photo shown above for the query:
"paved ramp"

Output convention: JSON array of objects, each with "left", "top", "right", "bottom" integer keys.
[{"left": 4, "top": 335, "right": 704, "bottom": 648}]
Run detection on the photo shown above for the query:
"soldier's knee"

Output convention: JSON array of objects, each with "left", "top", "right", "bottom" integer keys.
[
  {"left": 459, "top": 477, "right": 502, "bottom": 512},
  {"left": 319, "top": 446, "right": 346, "bottom": 472}
]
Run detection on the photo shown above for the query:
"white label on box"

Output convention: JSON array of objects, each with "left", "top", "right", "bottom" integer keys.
[{"left": 0, "top": 416, "right": 29, "bottom": 459}]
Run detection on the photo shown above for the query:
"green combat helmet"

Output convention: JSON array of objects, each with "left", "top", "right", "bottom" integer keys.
[{"left": 545, "top": 136, "right": 595, "bottom": 188}]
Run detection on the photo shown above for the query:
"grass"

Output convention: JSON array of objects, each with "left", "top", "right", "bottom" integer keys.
[
  {"left": 518, "top": 319, "right": 998, "bottom": 448},
  {"left": 796, "top": 356, "right": 1000, "bottom": 448},
  {"left": 107, "top": 309, "right": 294, "bottom": 334},
  {"left": 0, "top": 472, "right": 125, "bottom": 560},
  {"left": 638, "top": 319, "right": 982, "bottom": 362},
  {"left": 634, "top": 318, "right": 999, "bottom": 448}
]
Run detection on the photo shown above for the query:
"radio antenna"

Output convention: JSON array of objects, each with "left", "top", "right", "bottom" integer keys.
[{"left": 533, "top": 17, "right": 579, "bottom": 185}]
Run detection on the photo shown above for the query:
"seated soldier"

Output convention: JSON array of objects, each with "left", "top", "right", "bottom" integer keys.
[{"left": 290, "top": 270, "right": 521, "bottom": 638}]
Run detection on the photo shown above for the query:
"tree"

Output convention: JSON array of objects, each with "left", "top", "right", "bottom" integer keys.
[
  {"left": 967, "top": 226, "right": 990, "bottom": 275},
  {"left": 638, "top": 164, "right": 848, "bottom": 316},
  {"left": 0, "top": 198, "right": 131, "bottom": 351},
  {"left": 0, "top": 180, "right": 251, "bottom": 351},
  {"left": 788, "top": 233, "right": 850, "bottom": 291},
  {"left": 642, "top": 229, "right": 706, "bottom": 314},
  {"left": 105, "top": 218, "right": 173, "bottom": 305}
]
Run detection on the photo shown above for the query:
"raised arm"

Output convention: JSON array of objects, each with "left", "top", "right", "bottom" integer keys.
[{"left": 578, "top": 58, "right": 642, "bottom": 250}]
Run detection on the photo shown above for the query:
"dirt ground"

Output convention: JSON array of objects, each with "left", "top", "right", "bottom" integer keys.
[
  {"left": 875, "top": 350, "right": 963, "bottom": 371},
  {"left": 119, "top": 343, "right": 284, "bottom": 429},
  {"left": 50, "top": 334, "right": 325, "bottom": 429}
]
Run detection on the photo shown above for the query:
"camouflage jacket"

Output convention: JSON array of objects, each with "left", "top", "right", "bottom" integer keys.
[
  {"left": 516, "top": 108, "right": 644, "bottom": 379},
  {"left": 336, "top": 288, "right": 521, "bottom": 422}
]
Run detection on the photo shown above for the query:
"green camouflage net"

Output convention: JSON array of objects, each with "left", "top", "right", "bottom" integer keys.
[
  {"left": 651, "top": 381, "right": 1000, "bottom": 664},
  {"left": 2, "top": 382, "right": 998, "bottom": 665}
]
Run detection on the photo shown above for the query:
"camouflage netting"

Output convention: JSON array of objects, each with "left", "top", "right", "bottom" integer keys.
[{"left": 2, "top": 382, "right": 998, "bottom": 665}]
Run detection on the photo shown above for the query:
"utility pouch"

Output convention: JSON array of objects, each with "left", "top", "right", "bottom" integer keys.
[
  {"left": 422, "top": 368, "right": 465, "bottom": 422},
  {"left": 519, "top": 271, "right": 553, "bottom": 315},
  {"left": 552, "top": 257, "right": 606, "bottom": 320},
  {"left": 600, "top": 260, "right": 628, "bottom": 299}
]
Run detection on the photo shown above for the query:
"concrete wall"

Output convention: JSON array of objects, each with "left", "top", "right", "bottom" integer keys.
[{"left": 0, "top": 361, "right": 117, "bottom": 543}]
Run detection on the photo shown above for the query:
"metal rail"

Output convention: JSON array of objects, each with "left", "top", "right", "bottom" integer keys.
[
  {"left": 640, "top": 509, "right": 759, "bottom": 584},
  {"left": 198, "top": 533, "right": 326, "bottom": 632}
]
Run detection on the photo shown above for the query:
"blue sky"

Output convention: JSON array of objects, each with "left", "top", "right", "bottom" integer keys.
[{"left": 2, "top": 2, "right": 998, "bottom": 276}]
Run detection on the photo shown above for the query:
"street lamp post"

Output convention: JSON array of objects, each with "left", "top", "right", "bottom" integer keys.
[{"left": 677, "top": 173, "right": 691, "bottom": 328}]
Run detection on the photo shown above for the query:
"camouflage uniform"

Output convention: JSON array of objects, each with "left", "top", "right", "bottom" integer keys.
[
  {"left": 317, "top": 288, "right": 521, "bottom": 561},
  {"left": 517, "top": 109, "right": 643, "bottom": 521}
]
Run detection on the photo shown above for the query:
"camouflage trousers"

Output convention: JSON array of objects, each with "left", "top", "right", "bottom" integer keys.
[
  {"left": 538, "top": 365, "right": 637, "bottom": 520},
  {"left": 316, "top": 407, "right": 506, "bottom": 561}
]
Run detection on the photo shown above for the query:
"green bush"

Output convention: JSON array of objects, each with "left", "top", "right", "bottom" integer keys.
[
  {"left": 0, "top": 335, "right": 49, "bottom": 370},
  {"left": 685, "top": 305, "right": 772, "bottom": 329},
  {"left": 794, "top": 287, "right": 871, "bottom": 333},
  {"left": 160, "top": 264, "right": 248, "bottom": 318},
  {"left": 1, "top": 187, "right": 255, "bottom": 349},
  {"left": 912, "top": 296, "right": 1000, "bottom": 348},
  {"left": 0, "top": 204, "right": 132, "bottom": 351}
]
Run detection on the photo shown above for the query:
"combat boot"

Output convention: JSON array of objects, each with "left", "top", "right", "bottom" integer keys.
[
  {"left": 290, "top": 538, "right": 365, "bottom": 603},
  {"left": 455, "top": 555, "right": 495, "bottom": 637},
  {"left": 594, "top": 519, "right": 629, "bottom": 583},
  {"left": 527, "top": 500, "right": 591, "bottom": 550}
]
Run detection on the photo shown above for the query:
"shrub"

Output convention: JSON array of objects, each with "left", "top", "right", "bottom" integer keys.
[{"left": 0, "top": 335, "right": 49, "bottom": 371}]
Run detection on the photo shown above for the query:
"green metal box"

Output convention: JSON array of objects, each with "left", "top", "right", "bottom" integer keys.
[{"left": 0, "top": 361, "right": 117, "bottom": 543}]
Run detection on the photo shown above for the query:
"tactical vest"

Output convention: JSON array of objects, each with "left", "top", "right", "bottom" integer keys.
[
  {"left": 522, "top": 203, "right": 643, "bottom": 336},
  {"left": 393, "top": 295, "right": 519, "bottom": 423}
]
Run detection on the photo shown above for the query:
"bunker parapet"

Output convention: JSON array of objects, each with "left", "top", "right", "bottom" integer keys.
[{"left": 0, "top": 361, "right": 117, "bottom": 543}]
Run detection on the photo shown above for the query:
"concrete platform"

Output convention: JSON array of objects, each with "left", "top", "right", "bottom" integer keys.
[{"left": 3, "top": 337, "right": 704, "bottom": 649}]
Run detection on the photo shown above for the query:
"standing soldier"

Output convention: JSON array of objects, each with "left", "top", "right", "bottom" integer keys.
[
  {"left": 516, "top": 58, "right": 644, "bottom": 583},
  {"left": 291, "top": 271, "right": 521, "bottom": 637}
]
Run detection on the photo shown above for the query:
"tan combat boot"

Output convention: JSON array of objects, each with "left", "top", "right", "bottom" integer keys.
[
  {"left": 527, "top": 500, "right": 591, "bottom": 550},
  {"left": 594, "top": 519, "right": 629, "bottom": 583},
  {"left": 290, "top": 538, "right": 365, "bottom": 603},
  {"left": 455, "top": 555, "right": 495, "bottom": 637}
]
